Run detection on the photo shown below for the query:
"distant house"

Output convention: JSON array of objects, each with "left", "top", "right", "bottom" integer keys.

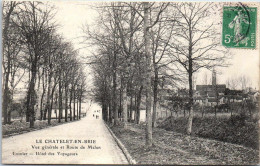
[
  {"left": 196, "top": 69, "right": 226, "bottom": 98},
  {"left": 195, "top": 69, "right": 230, "bottom": 107},
  {"left": 224, "top": 89, "right": 243, "bottom": 96},
  {"left": 223, "top": 89, "right": 249, "bottom": 103},
  {"left": 196, "top": 85, "right": 226, "bottom": 97}
]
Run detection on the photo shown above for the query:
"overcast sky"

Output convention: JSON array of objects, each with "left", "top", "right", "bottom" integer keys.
[{"left": 53, "top": 1, "right": 259, "bottom": 90}]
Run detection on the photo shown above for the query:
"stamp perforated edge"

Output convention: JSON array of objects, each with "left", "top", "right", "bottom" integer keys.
[{"left": 220, "top": 2, "right": 259, "bottom": 50}]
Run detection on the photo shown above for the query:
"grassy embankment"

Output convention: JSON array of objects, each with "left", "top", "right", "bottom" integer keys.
[
  {"left": 158, "top": 114, "right": 259, "bottom": 149},
  {"left": 109, "top": 114, "right": 259, "bottom": 165},
  {"left": 2, "top": 119, "right": 78, "bottom": 137}
]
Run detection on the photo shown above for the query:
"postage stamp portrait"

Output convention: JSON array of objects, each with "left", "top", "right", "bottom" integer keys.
[{"left": 222, "top": 6, "right": 257, "bottom": 48}]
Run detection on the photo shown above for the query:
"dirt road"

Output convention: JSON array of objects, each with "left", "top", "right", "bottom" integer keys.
[{"left": 2, "top": 104, "right": 128, "bottom": 164}]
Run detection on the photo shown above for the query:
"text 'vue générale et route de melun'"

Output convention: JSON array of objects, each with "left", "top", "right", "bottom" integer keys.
[{"left": 12, "top": 139, "right": 101, "bottom": 157}]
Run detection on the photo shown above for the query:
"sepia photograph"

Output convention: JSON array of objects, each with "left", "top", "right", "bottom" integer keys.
[{"left": 1, "top": 1, "right": 260, "bottom": 165}]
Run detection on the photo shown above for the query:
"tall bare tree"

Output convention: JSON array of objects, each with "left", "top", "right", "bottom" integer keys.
[
  {"left": 168, "top": 2, "right": 229, "bottom": 135},
  {"left": 142, "top": 2, "right": 169, "bottom": 146},
  {"left": 13, "top": 2, "right": 56, "bottom": 127},
  {"left": 2, "top": 1, "right": 21, "bottom": 124}
]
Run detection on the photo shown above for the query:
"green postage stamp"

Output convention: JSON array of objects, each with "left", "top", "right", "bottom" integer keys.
[{"left": 222, "top": 5, "right": 257, "bottom": 49}]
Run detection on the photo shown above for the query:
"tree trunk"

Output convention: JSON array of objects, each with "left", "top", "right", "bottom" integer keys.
[
  {"left": 106, "top": 103, "right": 109, "bottom": 122},
  {"left": 55, "top": 109, "right": 57, "bottom": 120},
  {"left": 122, "top": 83, "right": 128, "bottom": 128},
  {"left": 77, "top": 98, "right": 79, "bottom": 120},
  {"left": 143, "top": 2, "right": 152, "bottom": 147},
  {"left": 80, "top": 93, "right": 82, "bottom": 120},
  {"left": 152, "top": 68, "right": 158, "bottom": 128},
  {"left": 109, "top": 97, "right": 112, "bottom": 122},
  {"left": 136, "top": 85, "right": 143, "bottom": 124},
  {"left": 58, "top": 79, "right": 62, "bottom": 123},
  {"left": 50, "top": 92, "right": 55, "bottom": 123},
  {"left": 186, "top": 45, "right": 193, "bottom": 135},
  {"left": 2, "top": 2, "right": 16, "bottom": 125},
  {"left": 69, "top": 88, "right": 73, "bottom": 121},
  {"left": 7, "top": 107, "right": 11, "bottom": 124},
  {"left": 102, "top": 102, "right": 106, "bottom": 121},
  {"left": 119, "top": 85, "right": 122, "bottom": 120},
  {"left": 102, "top": 102, "right": 105, "bottom": 120},
  {"left": 134, "top": 90, "right": 137, "bottom": 122},
  {"left": 112, "top": 64, "right": 118, "bottom": 125},
  {"left": 39, "top": 69, "right": 46, "bottom": 120},
  {"left": 43, "top": 108, "right": 47, "bottom": 120},
  {"left": 130, "top": 91, "right": 133, "bottom": 122},
  {"left": 79, "top": 95, "right": 82, "bottom": 120},
  {"left": 73, "top": 89, "right": 76, "bottom": 120},
  {"left": 3, "top": 75, "right": 10, "bottom": 124},
  {"left": 45, "top": 70, "right": 52, "bottom": 122},
  {"left": 112, "top": 22, "right": 118, "bottom": 125},
  {"left": 27, "top": 62, "right": 37, "bottom": 128},
  {"left": 64, "top": 85, "right": 68, "bottom": 122},
  {"left": 48, "top": 82, "right": 56, "bottom": 125}
]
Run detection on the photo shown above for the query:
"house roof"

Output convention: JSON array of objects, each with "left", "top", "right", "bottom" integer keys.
[
  {"left": 196, "top": 84, "right": 226, "bottom": 91},
  {"left": 225, "top": 89, "right": 243, "bottom": 95}
]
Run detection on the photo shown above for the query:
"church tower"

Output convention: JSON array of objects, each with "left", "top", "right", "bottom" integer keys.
[{"left": 212, "top": 68, "right": 216, "bottom": 86}]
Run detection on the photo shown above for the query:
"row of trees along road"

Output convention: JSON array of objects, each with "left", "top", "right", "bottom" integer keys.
[
  {"left": 2, "top": 2, "right": 87, "bottom": 127},
  {"left": 85, "top": 2, "right": 229, "bottom": 147}
]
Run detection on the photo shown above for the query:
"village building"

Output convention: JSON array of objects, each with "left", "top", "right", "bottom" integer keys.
[{"left": 195, "top": 69, "right": 226, "bottom": 106}]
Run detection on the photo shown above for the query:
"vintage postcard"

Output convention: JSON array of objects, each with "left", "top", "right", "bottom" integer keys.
[{"left": 1, "top": 1, "right": 260, "bottom": 165}]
